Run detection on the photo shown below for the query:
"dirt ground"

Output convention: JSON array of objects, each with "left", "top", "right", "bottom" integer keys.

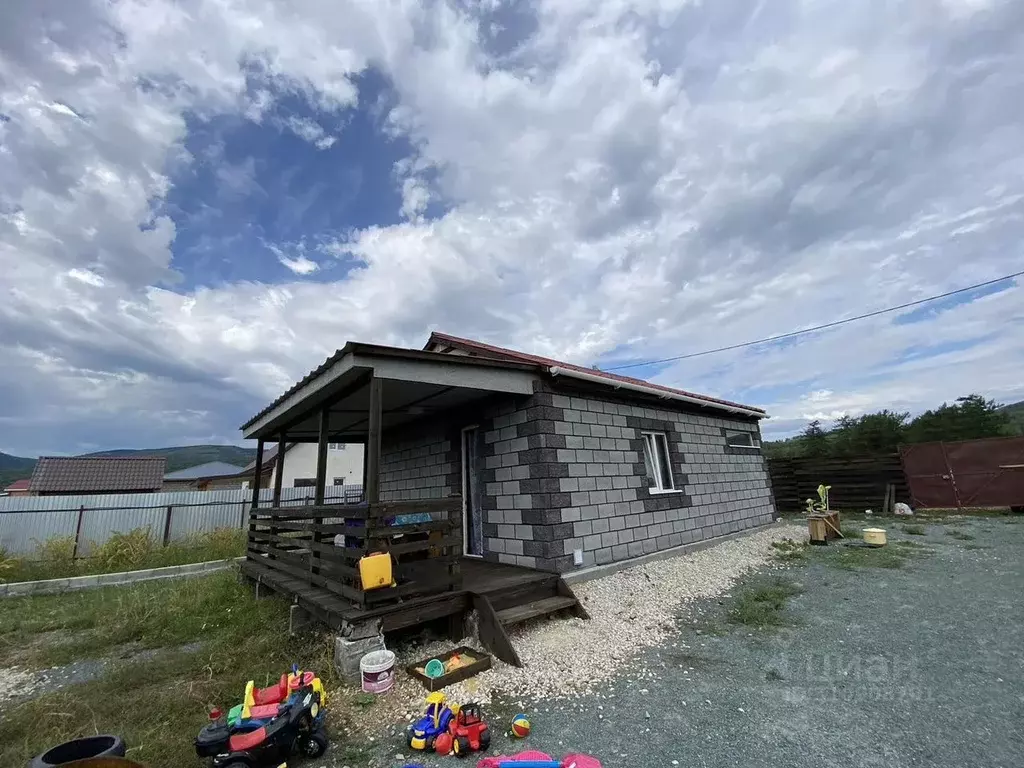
[{"left": 355, "top": 515, "right": 1024, "bottom": 768}]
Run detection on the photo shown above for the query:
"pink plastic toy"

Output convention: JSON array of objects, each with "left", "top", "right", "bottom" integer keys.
[{"left": 476, "top": 752, "right": 602, "bottom": 768}]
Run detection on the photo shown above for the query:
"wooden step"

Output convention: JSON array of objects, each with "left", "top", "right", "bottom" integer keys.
[{"left": 496, "top": 595, "right": 578, "bottom": 626}]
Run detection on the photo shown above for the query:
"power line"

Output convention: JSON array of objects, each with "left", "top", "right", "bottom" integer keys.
[{"left": 603, "top": 270, "right": 1024, "bottom": 371}]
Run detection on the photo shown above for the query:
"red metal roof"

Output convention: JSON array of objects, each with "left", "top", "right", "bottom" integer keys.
[
  {"left": 3, "top": 478, "right": 30, "bottom": 492},
  {"left": 425, "top": 331, "right": 765, "bottom": 415},
  {"left": 29, "top": 456, "right": 167, "bottom": 494}
]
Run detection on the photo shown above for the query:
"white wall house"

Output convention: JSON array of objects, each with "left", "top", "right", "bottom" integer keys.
[{"left": 243, "top": 443, "right": 364, "bottom": 490}]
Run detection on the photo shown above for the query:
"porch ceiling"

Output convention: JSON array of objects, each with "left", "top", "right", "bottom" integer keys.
[{"left": 242, "top": 343, "right": 539, "bottom": 440}]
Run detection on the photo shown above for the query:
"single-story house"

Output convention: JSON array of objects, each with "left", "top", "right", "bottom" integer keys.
[
  {"left": 162, "top": 461, "right": 248, "bottom": 491},
  {"left": 2, "top": 478, "right": 31, "bottom": 497},
  {"left": 242, "top": 332, "right": 773, "bottom": 574},
  {"left": 237, "top": 443, "right": 363, "bottom": 492},
  {"left": 29, "top": 456, "right": 167, "bottom": 496}
]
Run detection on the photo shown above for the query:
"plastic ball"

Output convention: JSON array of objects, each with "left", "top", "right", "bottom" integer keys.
[
  {"left": 434, "top": 732, "right": 453, "bottom": 755},
  {"left": 510, "top": 714, "right": 531, "bottom": 738}
]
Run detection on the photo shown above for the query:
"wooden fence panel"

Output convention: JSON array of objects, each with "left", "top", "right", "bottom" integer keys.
[{"left": 768, "top": 454, "right": 908, "bottom": 512}]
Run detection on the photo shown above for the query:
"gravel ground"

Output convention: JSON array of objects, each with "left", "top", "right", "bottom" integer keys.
[{"left": 347, "top": 515, "right": 1024, "bottom": 768}]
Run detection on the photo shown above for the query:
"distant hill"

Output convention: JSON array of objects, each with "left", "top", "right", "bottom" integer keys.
[
  {"left": 0, "top": 445, "right": 256, "bottom": 489},
  {"left": 0, "top": 452, "right": 37, "bottom": 489},
  {"left": 81, "top": 446, "right": 256, "bottom": 473},
  {"left": 998, "top": 400, "right": 1024, "bottom": 436}
]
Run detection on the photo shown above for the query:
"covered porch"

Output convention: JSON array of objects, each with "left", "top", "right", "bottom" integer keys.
[{"left": 240, "top": 341, "right": 538, "bottom": 610}]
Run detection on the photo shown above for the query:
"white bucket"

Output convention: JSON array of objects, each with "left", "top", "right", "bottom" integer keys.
[{"left": 360, "top": 649, "right": 396, "bottom": 694}]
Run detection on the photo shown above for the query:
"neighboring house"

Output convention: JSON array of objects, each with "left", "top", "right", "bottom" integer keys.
[
  {"left": 29, "top": 456, "right": 166, "bottom": 496},
  {"left": 2, "top": 478, "right": 31, "bottom": 497},
  {"left": 242, "top": 332, "right": 774, "bottom": 574},
  {"left": 239, "top": 442, "right": 363, "bottom": 491},
  {"left": 162, "top": 461, "right": 247, "bottom": 491}
]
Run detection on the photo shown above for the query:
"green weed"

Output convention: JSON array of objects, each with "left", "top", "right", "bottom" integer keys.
[{"left": 728, "top": 577, "right": 803, "bottom": 629}]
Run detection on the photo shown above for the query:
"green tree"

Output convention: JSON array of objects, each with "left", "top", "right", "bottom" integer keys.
[
  {"left": 801, "top": 419, "right": 830, "bottom": 457},
  {"left": 905, "top": 395, "right": 1011, "bottom": 444}
]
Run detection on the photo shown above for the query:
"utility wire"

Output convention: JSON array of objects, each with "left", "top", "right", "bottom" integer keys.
[{"left": 603, "top": 269, "right": 1024, "bottom": 371}]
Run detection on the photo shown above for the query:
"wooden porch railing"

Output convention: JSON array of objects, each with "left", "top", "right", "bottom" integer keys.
[{"left": 247, "top": 497, "right": 462, "bottom": 606}]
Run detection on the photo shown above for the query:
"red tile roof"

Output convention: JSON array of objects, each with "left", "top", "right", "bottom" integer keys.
[
  {"left": 3, "top": 478, "right": 30, "bottom": 492},
  {"left": 30, "top": 456, "right": 167, "bottom": 494},
  {"left": 425, "top": 331, "right": 765, "bottom": 415}
]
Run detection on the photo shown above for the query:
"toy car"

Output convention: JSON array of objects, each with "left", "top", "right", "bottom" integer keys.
[
  {"left": 195, "top": 668, "right": 327, "bottom": 767},
  {"left": 407, "top": 692, "right": 455, "bottom": 751},
  {"left": 449, "top": 702, "right": 490, "bottom": 758}
]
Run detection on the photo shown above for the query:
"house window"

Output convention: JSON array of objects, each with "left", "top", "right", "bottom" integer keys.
[
  {"left": 328, "top": 443, "right": 343, "bottom": 451},
  {"left": 726, "top": 431, "right": 761, "bottom": 449},
  {"left": 333, "top": 477, "right": 346, "bottom": 486},
  {"left": 641, "top": 432, "right": 675, "bottom": 492},
  {"left": 293, "top": 478, "right": 316, "bottom": 488}
]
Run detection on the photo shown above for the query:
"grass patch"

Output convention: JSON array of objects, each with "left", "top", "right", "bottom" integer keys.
[
  {"left": 840, "top": 525, "right": 863, "bottom": 539},
  {"left": 945, "top": 529, "right": 976, "bottom": 541},
  {"left": 727, "top": 577, "right": 803, "bottom": 629},
  {"left": 963, "top": 543, "right": 990, "bottom": 550},
  {"left": 770, "top": 538, "right": 807, "bottom": 563},
  {"left": 814, "top": 539, "right": 931, "bottom": 570},
  {"left": 0, "top": 528, "right": 244, "bottom": 584},
  {"left": 902, "top": 524, "right": 927, "bottom": 536},
  {"left": 765, "top": 667, "right": 784, "bottom": 681},
  {"left": 0, "top": 570, "right": 342, "bottom": 768}
]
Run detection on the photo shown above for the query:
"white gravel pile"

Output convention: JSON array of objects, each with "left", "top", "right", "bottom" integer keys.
[
  {"left": 350, "top": 523, "right": 802, "bottom": 733},
  {"left": 0, "top": 667, "right": 44, "bottom": 706}
]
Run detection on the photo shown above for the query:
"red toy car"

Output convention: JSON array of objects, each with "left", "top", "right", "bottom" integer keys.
[{"left": 449, "top": 703, "right": 491, "bottom": 758}]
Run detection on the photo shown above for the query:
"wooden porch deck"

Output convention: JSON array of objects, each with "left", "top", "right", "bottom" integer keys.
[
  {"left": 241, "top": 555, "right": 553, "bottom": 630},
  {"left": 241, "top": 553, "right": 587, "bottom": 666}
]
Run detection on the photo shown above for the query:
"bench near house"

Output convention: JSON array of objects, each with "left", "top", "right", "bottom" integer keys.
[{"left": 240, "top": 332, "right": 774, "bottom": 665}]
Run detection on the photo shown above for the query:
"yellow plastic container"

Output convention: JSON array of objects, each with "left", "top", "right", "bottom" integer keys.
[
  {"left": 359, "top": 552, "right": 393, "bottom": 590},
  {"left": 863, "top": 528, "right": 888, "bottom": 546}
]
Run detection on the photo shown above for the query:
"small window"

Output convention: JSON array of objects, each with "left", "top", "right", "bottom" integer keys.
[
  {"left": 293, "top": 478, "right": 316, "bottom": 488},
  {"left": 641, "top": 432, "right": 675, "bottom": 492},
  {"left": 726, "top": 431, "right": 760, "bottom": 449},
  {"left": 332, "top": 477, "right": 346, "bottom": 486},
  {"left": 328, "top": 443, "right": 343, "bottom": 451}
]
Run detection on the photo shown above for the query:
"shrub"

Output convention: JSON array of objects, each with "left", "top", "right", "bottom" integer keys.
[{"left": 91, "top": 528, "right": 156, "bottom": 571}]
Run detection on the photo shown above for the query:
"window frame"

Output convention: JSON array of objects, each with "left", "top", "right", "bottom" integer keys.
[
  {"left": 640, "top": 431, "right": 677, "bottom": 494},
  {"left": 292, "top": 477, "right": 316, "bottom": 488},
  {"left": 725, "top": 430, "right": 761, "bottom": 450}
]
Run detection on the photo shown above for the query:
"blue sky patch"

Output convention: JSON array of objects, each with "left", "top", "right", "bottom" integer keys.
[{"left": 164, "top": 67, "right": 416, "bottom": 289}]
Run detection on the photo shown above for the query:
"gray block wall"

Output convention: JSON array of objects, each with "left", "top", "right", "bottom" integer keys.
[
  {"left": 378, "top": 432, "right": 459, "bottom": 501},
  {"left": 478, "top": 389, "right": 775, "bottom": 572},
  {"left": 376, "top": 384, "right": 775, "bottom": 573}
]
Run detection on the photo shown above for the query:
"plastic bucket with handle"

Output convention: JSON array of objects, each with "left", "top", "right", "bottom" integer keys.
[{"left": 360, "top": 649, "right": 396, "bottom": 694}]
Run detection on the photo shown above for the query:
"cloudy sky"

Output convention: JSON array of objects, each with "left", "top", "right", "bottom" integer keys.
[{"left": 1, "top": 0, "right": 1022, "bottom": 457}]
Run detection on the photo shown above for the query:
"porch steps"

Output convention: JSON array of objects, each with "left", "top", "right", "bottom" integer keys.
[
  {"left": 496, "top": 595, "right": 578, "bottom": 625},
  {"left": 470, "top": 571, "right": 588, "bottom": 667}
]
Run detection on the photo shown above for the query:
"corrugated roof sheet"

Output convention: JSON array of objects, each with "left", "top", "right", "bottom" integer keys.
[
  {"left": 426, "top": 331, "right": 766, "bottom": 415},
  {"left": 162, "top": 461, "right": 247, "bottom": 481},
  {"left": 30, "top": 456, "right": 167, "bottom": 493}
]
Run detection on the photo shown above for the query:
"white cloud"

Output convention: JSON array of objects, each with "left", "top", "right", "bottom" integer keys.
[{"left": 2, "top": 0, "right": 1024, "bottom": 454}]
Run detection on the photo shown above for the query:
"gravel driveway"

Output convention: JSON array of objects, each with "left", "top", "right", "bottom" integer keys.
[{"left": 355, "top": 516, "right": 1024, "bottom": 768}]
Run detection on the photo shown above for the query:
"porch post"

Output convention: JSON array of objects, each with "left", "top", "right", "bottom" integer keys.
[
  {"left": 250, "top": 438, "right": 264, "bottom": 510},
  {"left": 315, "top": 408, "right": 330, "bottom": 506},
  {"left": 366, "top": 376, "right": 383, "bottom": 504},
  {"left": 272, "top": 434, "right": 286, "bottom": 507}
]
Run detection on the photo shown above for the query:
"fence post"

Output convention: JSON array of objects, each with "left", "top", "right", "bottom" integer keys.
[
  {"left": 940, "top": 441, "right": 963, "bottom": 512},
  {"left": 72, "top": 505, "right": 86, "bottom": 559},
  {"left": 162, "top": 505, "right": 173, "bottom": 547}
]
